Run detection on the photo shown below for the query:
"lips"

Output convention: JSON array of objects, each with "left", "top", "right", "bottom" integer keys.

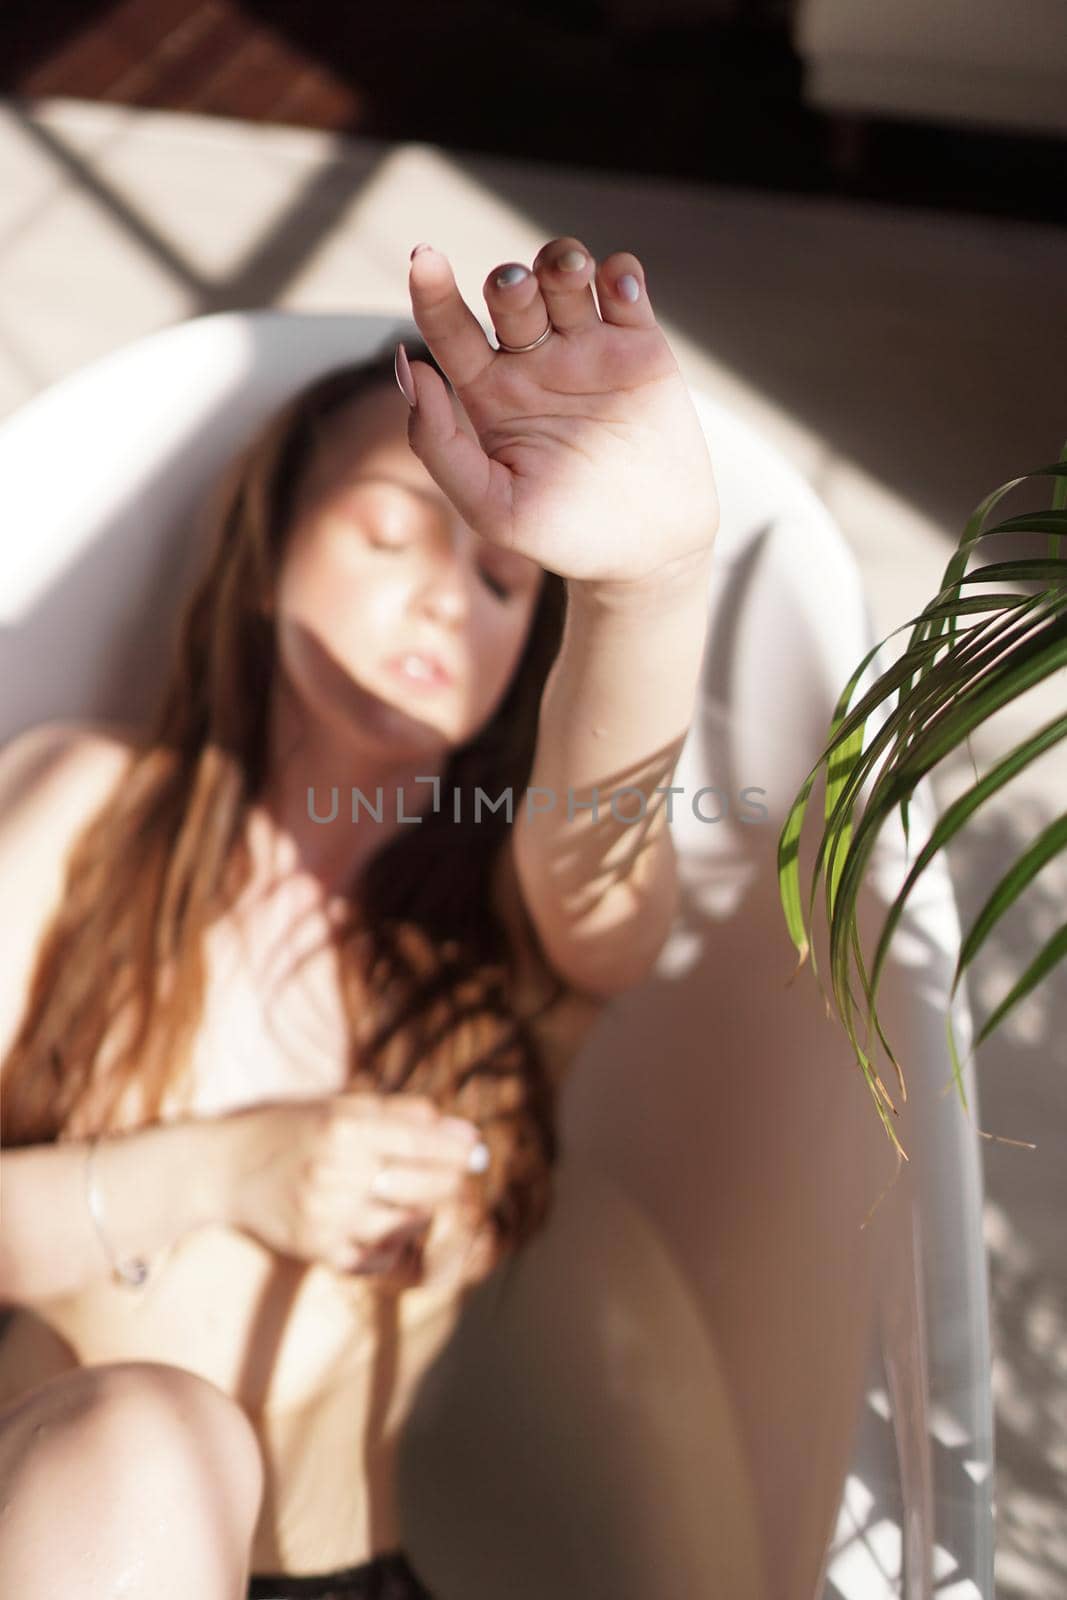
[{"left": 382, "top": 650, "right": 455, "bottom": 688}]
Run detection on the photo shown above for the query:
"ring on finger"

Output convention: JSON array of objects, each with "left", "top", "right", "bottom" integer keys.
[{"left": 496, "top": 322, "right": 553, "bottom": 354}]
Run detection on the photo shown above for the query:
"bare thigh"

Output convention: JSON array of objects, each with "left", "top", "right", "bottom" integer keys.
[{"left": 0, "top": 1359, "right": 265, "bottom": 1600}]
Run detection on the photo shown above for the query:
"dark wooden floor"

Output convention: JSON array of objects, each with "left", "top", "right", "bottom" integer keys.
[{"left": 3, "top": 0, "right": 1065, "bottom": 226}]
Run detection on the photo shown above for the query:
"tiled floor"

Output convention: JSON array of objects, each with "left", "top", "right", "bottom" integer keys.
[
  {"left": 7, "top": 1, "right": 1065, "bottom": 226},
  {"left": 0, "top": 94, "right": 1065, "bottom": 1597}
]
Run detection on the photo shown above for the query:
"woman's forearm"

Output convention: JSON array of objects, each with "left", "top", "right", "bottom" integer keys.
[
  {"left": 513, "top": 555, "right": 714, "bottom": 990},
  {"left": 0, "top": 1116, "right": 234, "bottom": 1305},
  {"left": 531, "top": 557, "right": 714, "bottom": 796}
]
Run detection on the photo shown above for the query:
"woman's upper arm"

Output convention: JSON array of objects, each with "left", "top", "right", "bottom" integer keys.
[
  {"left": 0, "top": 721, "right": 137, "bottom": 1072},
  {"left": 490, "top": 834, "right": 609, "bottom": 1085}
]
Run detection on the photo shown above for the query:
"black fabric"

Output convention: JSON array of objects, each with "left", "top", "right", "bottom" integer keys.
[{"left": 246, "top": 1549, "right": 434, "bottom": 1600}]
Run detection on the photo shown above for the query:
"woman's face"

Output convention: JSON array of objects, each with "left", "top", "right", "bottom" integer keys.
[{"left": 271, "top": 379, "right": 546, "bottom": 759}]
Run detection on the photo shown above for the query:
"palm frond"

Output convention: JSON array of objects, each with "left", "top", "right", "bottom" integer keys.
[{"left": 778, "top": 444, "right": 1067, "bottom": 1155}]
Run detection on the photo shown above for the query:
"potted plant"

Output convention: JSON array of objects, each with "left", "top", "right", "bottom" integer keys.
[{"left": 777, "top": 440, "right": 1067, "bottom": 1169}]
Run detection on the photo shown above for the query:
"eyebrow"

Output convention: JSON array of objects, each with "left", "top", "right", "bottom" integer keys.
[{"left": 352, "top": 472, "right": 441, "bottom": 508}]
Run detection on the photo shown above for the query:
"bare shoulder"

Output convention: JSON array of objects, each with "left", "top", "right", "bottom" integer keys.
[
  {"left": 0, "top": 718, "right": 141, "bottom": 815},
  {"left": 0, "top": 718, "right": 142, "bottom": 1068},
  {"left": 0, "top": 719, "right": 141, "bottom": 874}
]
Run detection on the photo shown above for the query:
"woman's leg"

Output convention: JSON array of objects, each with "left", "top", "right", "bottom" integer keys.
[{"left": 0, "top": 1359, "right": 264, "bottom": 1598}]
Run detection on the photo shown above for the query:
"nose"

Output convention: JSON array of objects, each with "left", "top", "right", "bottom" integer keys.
[{"left": 415, "top": 522, "right": 476, "bottom": 626}]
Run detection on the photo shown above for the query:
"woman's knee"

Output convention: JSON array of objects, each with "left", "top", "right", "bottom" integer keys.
[
  {"left": 0, "top": 1360, "right": 264, "bottom": 1556},
  {"left": 102, "top": 1362, "right": 264, "bottom": 1513}
]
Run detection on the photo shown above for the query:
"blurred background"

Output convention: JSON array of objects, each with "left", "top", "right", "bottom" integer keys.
[{"left": 1, "top": 3, "right": 1065, "bottom": 1595}]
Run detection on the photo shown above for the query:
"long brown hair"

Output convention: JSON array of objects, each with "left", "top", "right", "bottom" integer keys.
[{"left": 1, "top": 333, "right": 569, "bottom": 1256}]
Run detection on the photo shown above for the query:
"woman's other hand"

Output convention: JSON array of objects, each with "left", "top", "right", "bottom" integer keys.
[
  {"left": 398, "top": 237, "right": 719, "bottom": 593},
  {"left": 220, "top": 1091, "right": 487, "bottom": 1281}
]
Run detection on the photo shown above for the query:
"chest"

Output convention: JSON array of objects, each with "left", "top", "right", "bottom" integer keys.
[
  {"left": 93, "top": 886, "right": 357, "bottom": 1133},
  {"left": 183, "top": 897, "right": 354, "bottom": 1118},
  {"left": 185, "top": 897, "right": 603, "bottom": 1116},
  {"left": 97, "top": 860, "right": 602, "bottom": 1136}
]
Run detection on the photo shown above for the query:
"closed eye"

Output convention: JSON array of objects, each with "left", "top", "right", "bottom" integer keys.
[
  {"left": 367, "top": 526, "right": 515, "bottom": 600},
  {"left": 480, "top": 569, "right": 512, "bottom": 601}
]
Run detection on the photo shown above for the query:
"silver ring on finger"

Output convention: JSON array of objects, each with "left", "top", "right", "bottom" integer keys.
[{"left": 495, "top": 321, "right": 553, "bottom": 354}]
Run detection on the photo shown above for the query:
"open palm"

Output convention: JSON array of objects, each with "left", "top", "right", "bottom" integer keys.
[{"left": 398, "top": 237, "right": 720, "bottom": 587}]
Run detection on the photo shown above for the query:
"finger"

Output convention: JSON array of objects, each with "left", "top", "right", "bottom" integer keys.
[
  {"left": 307, "top": 1184, "right": 430, "bottom": 1241},
  {"left": 349, "top": 1201, "right": 431, "bottom": 1246},
  {"left": 315, "top": 1157, "right": 475, "bottom": 1209},
  {"left": 344, "top": 1224, "right": 424, "bottom": 1277},
  {"left": 408, "top": 243, "right": 494, "bottom": 391},
  {"left": 329, "top": 1090, "right": 382, "bottom": 1116},
  {"left": 368, "top": 1161, "right": 470, "bottom": 1208},
  {"left": 458, "top": 1227, "right": 499, "bottom": 1285},
  {"left": 530, "top": 238, "right": 600, "bottom": 337},
  {"left": 374, "top": 1095, "right": 437, "bottom": 1123},
  {"left": 330, "top": 1090, "right": 439, "bottom": 1124},
  {"left": 482, "top": 261, "right": 549, "bottom": 351},
  {"left": 420, "top": 1215, "right": 498, "bottom": 1289},
  {"left": 356, "top": 1119, "right": 485, "bottom": 1167},
  {"left": 349, "top": 1238, "right": 424, "bottom": 1281},
  {"left": 400, "top": 350, "right": 514, "bottom": 544},
  {"left": 327, "top": 1096, "right": 481, "bottom": 1154},
  {"left": 592, "top": 251, "right": 656, "bottom": 330},
  {"left": 346, "top": 1213, "right": 430, "bottom": 1277},
  {"left": 367, "top": 1219, "right": 429, "bottom": 1260},
  {"left": 332, "top": 1092, "right": 466, "bottom": 1134},
  {"left": 388, "top": 1100, "right": 482, "bottom": 1150}
]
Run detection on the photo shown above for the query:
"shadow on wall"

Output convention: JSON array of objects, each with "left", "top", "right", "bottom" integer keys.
[{"left": 942, "top": 795, "right": 1067, "bottom": 1600}]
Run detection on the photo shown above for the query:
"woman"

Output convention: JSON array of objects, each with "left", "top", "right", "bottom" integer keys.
[{"left": 0, "top": 236, "right": 719, "bottom": 1598}]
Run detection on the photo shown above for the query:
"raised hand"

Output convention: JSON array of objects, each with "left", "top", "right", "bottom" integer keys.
[{"left": 396, "top": 237, "right": 719, "bottom": 590}]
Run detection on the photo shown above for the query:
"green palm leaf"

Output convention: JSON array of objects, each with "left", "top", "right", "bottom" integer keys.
[{"left": 777, "top": 441, "right": 1067, "bottom": 1155}]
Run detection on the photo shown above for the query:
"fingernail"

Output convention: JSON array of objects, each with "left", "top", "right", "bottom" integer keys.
[
  {"left": 410, "top": 242, "right": 433, "bottom": 261},
  {"left": 467, "top": 1141, "right": 491, "bottom": 1175},
  {"left": 495, "top": 264, "right": 528, "bottom": 289},
  {"left": 617, "top": 273, "right": 640, "bottom": 302},
  {"left": 444, "top": 1116, "right": 480, "bottom": 1142},
  {"left": 394, "top": 342, "right": 416, "bottom": 407},
  {"left": 557, "top": 249, "right": 586, "bottom": 272}
]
